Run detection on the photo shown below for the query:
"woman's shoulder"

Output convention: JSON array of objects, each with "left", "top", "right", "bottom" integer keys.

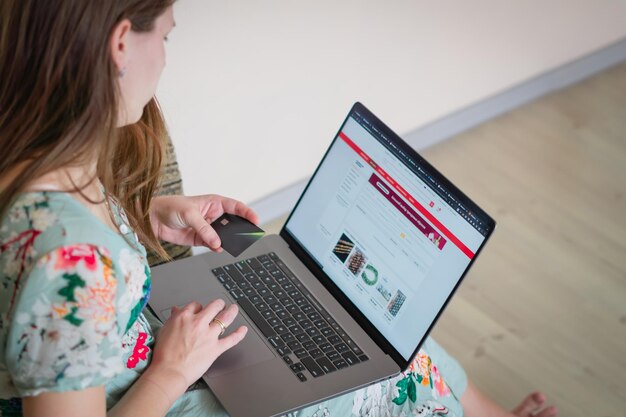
[
  {"left": 0, "top": 192, "right": 154, "bottom": 398},
  {"left": 1, "top": 191, "right": 134, "bottom": 258},
  {"left": 0, "top": 191, "right": 150, "bottom": 314}
]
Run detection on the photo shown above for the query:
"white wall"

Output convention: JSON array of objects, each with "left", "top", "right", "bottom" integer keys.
[{"left": 157, "top": 0, "right": 626, "bottom": 207}]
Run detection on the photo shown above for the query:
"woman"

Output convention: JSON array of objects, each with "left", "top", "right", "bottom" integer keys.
[{"left": 0, "top": 1, "right": 557, "bottom": 416}]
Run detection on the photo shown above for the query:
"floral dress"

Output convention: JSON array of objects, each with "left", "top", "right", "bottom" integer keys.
[
  {"left": 0, "top": 191, "right": 153, "bottom": 414},
  {"left": 0, "top": 191, "right": 468, "bottom": 417}
]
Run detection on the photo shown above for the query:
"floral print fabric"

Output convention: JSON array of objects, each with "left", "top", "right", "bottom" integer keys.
[
  {"left": 0, "top": 192, "right": 152, "bottom": 412},
  {"left": 291, "top": 337, "right": 466, "bottom": 417}
]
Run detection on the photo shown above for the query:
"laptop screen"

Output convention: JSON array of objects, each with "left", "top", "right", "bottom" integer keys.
[{"left": 284, "top": 103, "right": 494, "bottom": 361}]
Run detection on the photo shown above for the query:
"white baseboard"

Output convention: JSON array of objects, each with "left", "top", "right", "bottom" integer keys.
[{"left": 250, "top": 37, "right": 626, "bottom": 225}]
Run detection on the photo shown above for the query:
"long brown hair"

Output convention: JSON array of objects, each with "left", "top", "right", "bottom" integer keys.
[{"left": 0, "top": 0, "right": 175, "bottom": 260}]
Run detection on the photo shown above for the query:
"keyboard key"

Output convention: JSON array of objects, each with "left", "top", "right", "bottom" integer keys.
[
  {"left": 281, "top": 334, "right": 296, "bottom": 343},
  {"left": 275, "top": 260, "right": 297, "bottom": 280},
  {"left": 287, "top": 341, "right": 302, "bottom": 351},
  {"left": 296, "top": 333, "right": 310, "bottom": 343},
  {"left": 224, "top": 265, "right": 245, "bottom": 282},
  {"left": 319, "top": 343, "right": 334, "bottom": 353},
  {"left": 306, "top": 328, "right": 320, "bottom": 337},
  {"left": 235, "top": 261, "right": 253, "bottom": 275},
  {"left": 286, "top": 305, "right": 300, "bottom": 314},
  {"left": 344, "top": 339, "right": 363, "bottom": 355},
  {"left": 327, "top": 350, "right": 340, "bottom": 361},
  {"left": 277, "top": 346, "right": 291, "bottom": 356},
  {"left": 332, "top": 358, "right": 348, "bottom": 369},
  {"left": 273, "top": 325, "right": 288, "bottom": 335},
  {"left": 313, "top": 319, "right": 327, "bottom": 329},
  {"left": 294, "top": 348, "right": 309, "bottom": 359},
  {"left": 229, "top": 289, "right": 244, "bottom": 300},
  {"left": 309, "top": 348, "right": 324, "bottom": 359},
  {"left": 307, "top": 312, "right": 321, "bottom": 322},
  {"left": 237, "top": 298, "right": 276, "bottom": 338},
  {"left": 254, "top": 302, "right": 268, "bottom": 312},
  {"left": 301, "top": 356, "right": 324, "bottom": 378},
  {"left": 316, "top": 357, "right": 337, "bottom": 374},
  {"left": 296, "top": 372, "right": 307, "bottom": 382},
  {"left": 299, "top": 319, "right": 314, "bottom": 329},
  {"left": 268, "top": 317, "right": 281, "bottom": 327},
  {"left": 261, "top": 310, "right": 275, "bottom": 320},
  {"left": 288, "top": 325, "right": 304, "bottom": 335},
  {"left": 341, "top": 351, "right": 360, "bottom": 366},
  {"left": 312, "top": 335, "right": 326, "bottom": 345},
  {"left": 290, "top": 363, "right": 305, "bottom": 373},
  {"left": 358, "top": 354, "right": 369, "bottom": 362},
  {"left": 294, "top": 298, "right": 309, "bottom": 308},
  {"left": 335, "top": 343, "right": 350, "bottom": 353},
  {"left": 303, "top": 340, "right": 316, "bottom": 351},
  {"left": 301, "top": 304, "right": 313, "bottom": 314},
  {"left": 327, "top": 335, "right": 341, "bottom": 345},
  {"left": 268, "top": 336, "right": 285, "bottom": 349},
  {"left": 279, "top": 297, "right": 293, "bottom": 307},
  {"left": 282, "top": 355, "right": 293, "bottom": 365},
  {"left": 282, "top": 317, "right": 296, "bottom": 327},
  {"left": 246, "top": 258, "right": 263, "bottom": 269},
  {"left": 320, "top": 327, "right": 335, "bottom": 338}
]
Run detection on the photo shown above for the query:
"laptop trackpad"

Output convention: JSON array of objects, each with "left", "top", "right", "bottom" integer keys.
[{"left": 205, "top": 297, "right": 275, "bottom": 378}]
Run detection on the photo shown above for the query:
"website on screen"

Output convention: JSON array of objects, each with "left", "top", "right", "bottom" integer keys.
[{"left": 286, "top": 115, "right": 487, "bottom": 359}]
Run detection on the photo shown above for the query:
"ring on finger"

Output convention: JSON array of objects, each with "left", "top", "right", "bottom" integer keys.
[{"left": 211, "top": 317, "right": 227, "bottom": 336}]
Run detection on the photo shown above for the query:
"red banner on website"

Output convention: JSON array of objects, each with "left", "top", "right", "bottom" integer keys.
[{"left": 339, "top": 131, "right": 475, "bottom": 259}]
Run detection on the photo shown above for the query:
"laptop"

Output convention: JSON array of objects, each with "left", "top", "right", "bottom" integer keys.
[{"left": 149, "top": 102, "right": 495, "bottom": 416}]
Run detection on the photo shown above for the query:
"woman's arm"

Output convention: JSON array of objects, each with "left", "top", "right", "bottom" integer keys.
[
  {"left": 22, "top": 300, "right": 247, "bottom": 417},
  {"left": 21, "top": 374, "right": 184, "bottom": 417},
  {"left": 107, "top": 367, "right": 188, "bottom": 417}
]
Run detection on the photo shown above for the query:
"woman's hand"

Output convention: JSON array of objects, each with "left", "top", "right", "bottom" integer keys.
[
  {"left": 147, "top": 300, "right": 248, "bottom": 390},
  {"left": 149, "top": 194, "right": 260, "bottom": 252}
]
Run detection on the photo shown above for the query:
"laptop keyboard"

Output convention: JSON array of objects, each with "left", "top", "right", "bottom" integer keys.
[{"left": 212, "top": 252, "right": 368, "bottom": 382}]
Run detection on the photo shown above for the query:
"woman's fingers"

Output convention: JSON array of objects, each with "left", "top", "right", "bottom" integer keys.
[
  {"left": 206, "top": 303, "right": 240, "bottom": 337},
  {"left": 183, "top": 206, "right": 222, "bottom": 249},
  {"left": 174, "top": 301, "right": 203, "bottom": 317},
  {"left": 196, "top": 298, "right": 226, "bottom": 324},
  {"left": 218, "top": 325, "right": 248, "bottom": 353},
  {"left": 219, "top": 196, "right": 260, "bottom": 226}
]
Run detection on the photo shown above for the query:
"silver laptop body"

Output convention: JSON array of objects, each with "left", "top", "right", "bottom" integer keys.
[{"left": 149, "top": 102, "right": 495, "bottom": 417}]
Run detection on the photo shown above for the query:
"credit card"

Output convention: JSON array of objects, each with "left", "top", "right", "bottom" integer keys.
[{"left": 210, "top": 213, "right": 265, "bottom": 257}]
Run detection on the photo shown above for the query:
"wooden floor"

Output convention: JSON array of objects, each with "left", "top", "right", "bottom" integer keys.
[{"left": 263, "top": 61, "right": 626, "bottom": 416}]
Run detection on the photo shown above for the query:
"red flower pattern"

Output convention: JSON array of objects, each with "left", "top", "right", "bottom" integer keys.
[
  {"left": 54, "top": 244, "right": 98, "bottom": 271},
  {"left": 126, "top": 332, "right": 149, "bottom": 369}
]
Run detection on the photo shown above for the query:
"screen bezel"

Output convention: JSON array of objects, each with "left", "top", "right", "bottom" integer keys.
[{"left": 280, "top": 102, "right": 496, "bottom": 370}]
